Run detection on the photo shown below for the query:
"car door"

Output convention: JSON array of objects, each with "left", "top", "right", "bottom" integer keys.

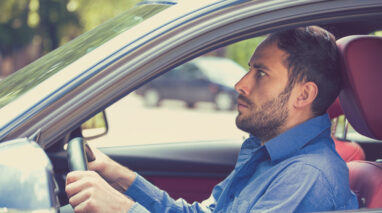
[{"left": 100, "top": 140, "right": 241, "bottom": 202}]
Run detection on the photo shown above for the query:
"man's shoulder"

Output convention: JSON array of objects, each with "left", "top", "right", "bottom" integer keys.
[
  {"left": 292, "top": 137, "right": 348, "bottom": 176},
  {"left": 278, "top": 138, "right": 350, "bottom": 192}
]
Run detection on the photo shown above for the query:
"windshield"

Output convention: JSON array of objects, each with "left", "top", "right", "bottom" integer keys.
[{"left": 0, "top": 4, "right": 170, "bottom": 109}]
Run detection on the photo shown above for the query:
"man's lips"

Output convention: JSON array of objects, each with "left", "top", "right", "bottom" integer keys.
[
  {"left": 237, "top": 95, "right": 251, "bottom": 106},
  {"left": 237, "top": 96, "right": 250, "bottom": 110},
  {"left": 237, "top": 100, "right": 249, "bottom": 108}
]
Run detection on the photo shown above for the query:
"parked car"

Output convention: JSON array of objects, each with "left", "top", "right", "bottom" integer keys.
[
  {"left": 136, "top": 56, "right": 246, "bottom": 110},
  {"left": 0, "top": 0, "right": 381, "bottom": 212}
]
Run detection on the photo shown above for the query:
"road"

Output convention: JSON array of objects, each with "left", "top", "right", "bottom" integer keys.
[{"left": 88, "top": 93, "right": 248, "bottom": 148}]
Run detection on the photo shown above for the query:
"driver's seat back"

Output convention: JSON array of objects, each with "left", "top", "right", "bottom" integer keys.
[
  {"left": 337, "top": 35, "right": 382, "bottom": 208},
  {"left": 346, "top": 160, "right": 382, "bottom": 208}
]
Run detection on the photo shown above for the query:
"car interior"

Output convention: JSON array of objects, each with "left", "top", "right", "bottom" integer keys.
[{"left": 45, "top": 12, "right": 382, "bottom": 212}]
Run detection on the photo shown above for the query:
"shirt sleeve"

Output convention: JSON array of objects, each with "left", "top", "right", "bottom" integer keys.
[
  {"left": 124, "top": 173, "right": 214, "bottom": 213},
  {"left": 249, "top": 163, "right": 335, "bottom": 213},
  {"left": 127, "top": 202, "right": 150, "bottom": 213}
]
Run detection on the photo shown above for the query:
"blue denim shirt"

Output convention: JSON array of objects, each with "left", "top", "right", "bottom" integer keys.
[{"left": 125, "top": 114, "right": 358, "bottom": 212}]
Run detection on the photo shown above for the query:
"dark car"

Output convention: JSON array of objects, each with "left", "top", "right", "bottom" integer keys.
[
  {"left": 0, "top": 0, "right": 381, "bottom": 212},
  {"left": 136, "top": 56, "right": 246, "bottom": 110}
]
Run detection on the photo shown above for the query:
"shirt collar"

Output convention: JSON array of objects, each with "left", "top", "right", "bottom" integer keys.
[
  {"left": 262, "top": 113, "right": 331, "bottom": 162},
  {"left": 241, "top": 135, "right": 261, "bottom": 150}
]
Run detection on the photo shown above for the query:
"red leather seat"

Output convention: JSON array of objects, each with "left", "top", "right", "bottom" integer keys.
[
  {"left": 333, "top": 139, "right": 365, "bottom": 162},
  {"left": 327, "top": 98, "right": 343, "bottom": 119},
  {"left": 347, "top": 161, "right": 382, "bottom": 208},
  {"left": 327, "top": 98, "right": 365, "bottom": 162},
  {"left": 337, "top": 35, "right": 382, "bottom": 208}
]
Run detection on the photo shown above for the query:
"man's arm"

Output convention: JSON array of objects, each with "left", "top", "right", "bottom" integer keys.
[{"left": 65, "top": 148, "right": 217, "bottom": 213}]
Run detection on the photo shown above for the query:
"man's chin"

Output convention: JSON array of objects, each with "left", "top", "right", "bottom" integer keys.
[
  {"left": 236, "top": 110, "right": 247, "bottom": 118},
  {"left": 235, "top": 114, "right": 244, "bottom": 125},
  {"left": 235, "top": 116, "right": 250, "bottom": 133}
]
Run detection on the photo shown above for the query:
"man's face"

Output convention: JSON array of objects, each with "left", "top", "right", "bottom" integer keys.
[{"left": 235, "top": 40, "right": 292, "bottom": 142}]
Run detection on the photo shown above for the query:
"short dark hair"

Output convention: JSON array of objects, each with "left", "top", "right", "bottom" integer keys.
[{"left": 267, "top": 26, "right": 340, "bottom": 116}]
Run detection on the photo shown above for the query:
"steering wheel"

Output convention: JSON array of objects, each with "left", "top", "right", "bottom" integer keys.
[{"left": 67, "top": 137, "right": 96, "bottom": 171}]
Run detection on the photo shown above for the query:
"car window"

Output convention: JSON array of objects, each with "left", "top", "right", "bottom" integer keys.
[
  {"left": 86, "top": 37, "right": 264, "bottom": 147},
  {"left": 179, "top": 63, "right": 205, "bottom": 80},
  {"left": 333, "top": 115, "right": 381, "bottom": 143},
  {"left": 84, "top": 31, "right": 382, "bottom": 148},
  {"left": 193, "top": 57, "right": 249, "bottom": 87}
]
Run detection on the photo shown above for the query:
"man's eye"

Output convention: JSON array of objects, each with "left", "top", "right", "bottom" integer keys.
[{"left": 255, "top": 70, "right": 266, "bottom": 79}]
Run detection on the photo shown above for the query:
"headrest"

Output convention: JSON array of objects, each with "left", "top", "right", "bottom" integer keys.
[
  {"left": 327, "top": 98, "right": 343, "bottom": 119},
  {"left": 337, "top": 35, "right": 382, "bottom": 140}
]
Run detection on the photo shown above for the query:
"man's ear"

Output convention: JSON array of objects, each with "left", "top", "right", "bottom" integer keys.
[{"left": 294, "top": 82, "right": 318, "bottom": 108}]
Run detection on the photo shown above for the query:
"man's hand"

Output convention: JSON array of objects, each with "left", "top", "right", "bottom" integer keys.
[
  {"left": 66, "top": 171, "right": 134, "bottom": 213},
  {"left": 88, "top": 147, "right": 136, "bottom": 193}
]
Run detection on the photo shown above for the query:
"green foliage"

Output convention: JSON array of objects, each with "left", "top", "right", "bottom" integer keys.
[
  {"left": 0, "top": 0, "right": 140, "bottom": 56},
  {"left": 82, "top": 112, "right": 106, "bottom": 129},
  {"left": 37, "top": 0, "right": 81, "bottom": 51},
  {"left": 73, "top": 0, "right": 141, "bottom": 32},
  {"left": 225, "top": 36, "right": 266, "bottom": 69},
  {"left": 373, "top": 31, "right": 382, "bottom": 36},
  {"left": 0, "top": 1, "right": 35, "bottom": 54}
]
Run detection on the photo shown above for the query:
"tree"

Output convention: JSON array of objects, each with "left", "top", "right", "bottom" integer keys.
[
  {"left": 225, "top": 37, "right": 265, "bottom": 69},
  {"left": 0, "top": 1, "right": 35, "bottom": 56},
  {"left": 0, "top": 0, "right": 139, "bottom": 76}
]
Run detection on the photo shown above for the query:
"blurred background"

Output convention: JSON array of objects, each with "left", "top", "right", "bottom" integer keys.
[
  {"left": 0, "top": 0, "right": 263, "bottom": 78},
  {"left": 0, "top": 0, "right": 140, "bottom": 77}
]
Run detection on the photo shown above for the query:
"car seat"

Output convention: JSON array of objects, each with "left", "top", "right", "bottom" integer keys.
[
  {"left": 327, "top": 98, "right": 365, "bottom": 162},
  {"left": 336, "top": 35, "right": 382, "bottom": 208}
]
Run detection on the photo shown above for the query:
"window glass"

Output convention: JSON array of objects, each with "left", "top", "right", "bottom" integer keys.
[
  {"left": 177, "top": 63, "right": 204, "bottom": 80},
  {"left": 333, "top": 115, "right": 381, "bottom": 143},
  {"left": 87, "top": 37, "right": 265, "bottom": 147},
  {"left": 85, "top": 31, "right": 382, "bottom": 148},
  {"left": 372, "top": 31, "right": 382, "bottom": 36}
]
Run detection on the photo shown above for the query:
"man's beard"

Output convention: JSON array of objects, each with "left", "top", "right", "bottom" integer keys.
[{"left": 236, "top": 87, "right": 291, "bottom": 142}]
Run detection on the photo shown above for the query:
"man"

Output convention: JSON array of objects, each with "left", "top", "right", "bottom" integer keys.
[{"left": 65, "top": 26, "right": 359, "bottom": 212}]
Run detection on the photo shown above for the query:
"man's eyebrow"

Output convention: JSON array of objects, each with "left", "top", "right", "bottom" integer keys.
[{"left": 248, "top": 63, "right": 270, "bottom": 71}]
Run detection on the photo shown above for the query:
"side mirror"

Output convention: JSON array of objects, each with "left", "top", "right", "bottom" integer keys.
[
  {"left": 0, "top": 138, "right": 59, "bottom": 212},
  {"left": 81, "top": 111, "right": 109, "bottom": 140}
]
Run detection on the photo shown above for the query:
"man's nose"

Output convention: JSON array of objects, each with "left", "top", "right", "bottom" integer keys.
[{"left": 235, "top": 75, "right": 250, "bottom": 96}]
